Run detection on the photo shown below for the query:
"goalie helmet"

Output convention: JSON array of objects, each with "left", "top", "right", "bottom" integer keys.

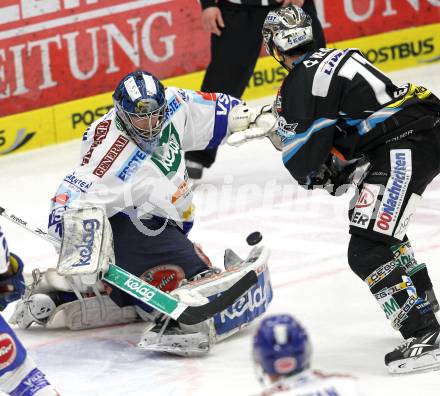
[
  {"left": 113, "top": 70, "right": 167, "bottom": 153},
  {"left": 262, "top": 5, "right": 313, "bottom": 63},
  {"left": 253, "top": 314, "right": 311, "bottom": 384}
]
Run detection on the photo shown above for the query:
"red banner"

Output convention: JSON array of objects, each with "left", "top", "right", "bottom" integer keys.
[
  {"left": 0, "top": 0, "right": 438, "bottom": 117},
  {"left": 0, "top": 0, "right": 209, "bottom": 116},
  {"left": 320, "top": 0, "right": 439, "bottom": 43}
]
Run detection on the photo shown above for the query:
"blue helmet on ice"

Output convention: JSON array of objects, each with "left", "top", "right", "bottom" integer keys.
[
  {"left": 113, "top": 70, "right": 167, "bottom": 151},
  {"left": 253, "top": 314, "right": 311, "bottom": 382}
]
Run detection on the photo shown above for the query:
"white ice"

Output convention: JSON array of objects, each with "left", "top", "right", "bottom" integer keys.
[{"left": 0, "top": 63, "right": 440, "bottom": 396}]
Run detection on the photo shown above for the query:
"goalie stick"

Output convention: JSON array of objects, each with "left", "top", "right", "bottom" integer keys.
[{"left": 0, "top": 206, "right": 258, "bottom": 325}]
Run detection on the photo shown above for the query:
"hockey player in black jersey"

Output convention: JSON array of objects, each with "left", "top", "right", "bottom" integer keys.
[{"left": 228, "top": 4, "right": 440, "bottom": 374}]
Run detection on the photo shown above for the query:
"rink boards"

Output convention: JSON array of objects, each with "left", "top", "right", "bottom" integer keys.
[{"left": 0, "top": 22, "right": 439, "bottom": 156}]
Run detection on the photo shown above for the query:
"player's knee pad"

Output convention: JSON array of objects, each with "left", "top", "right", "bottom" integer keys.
[{"left": 347, "top": 234, "right": 394, "bottom": 279}]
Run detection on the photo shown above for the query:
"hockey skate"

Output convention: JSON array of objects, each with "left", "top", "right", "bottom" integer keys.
[
  {"left": 138, "top": 317, "right": 211, "bottom": 357},
  {"left": 385, "top": 329, "right": 440, "bottom": 374}
]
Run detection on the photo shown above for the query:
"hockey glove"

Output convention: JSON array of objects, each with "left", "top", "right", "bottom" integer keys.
[
  {"left": 227, "top": 104, "right": 277, "bottom": 146},
  {"left": 297, "top": 163, "right": 336, "bottom": 193},
  {"left": 298, "top": 156, "right": 369, "bottom": 197},
  {"left": 0, "top": 253, "right": 25, "bottom": 310}
]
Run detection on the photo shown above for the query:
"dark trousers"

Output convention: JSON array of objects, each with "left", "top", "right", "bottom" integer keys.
[
  {"left": 348, "top": 116, "right": 440, "bottom": 338},
  {"left": 186, "top": 0, "right": 326, "bottom": 168}
]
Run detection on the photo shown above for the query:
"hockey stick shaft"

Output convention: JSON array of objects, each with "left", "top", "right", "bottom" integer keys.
[{"left": 0, "top": 206, "right": 257, "bottom": 325}]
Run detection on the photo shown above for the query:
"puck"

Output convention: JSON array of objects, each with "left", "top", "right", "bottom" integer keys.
[{"left": 246, "top": 231, "right": 262, "bottom": 246}]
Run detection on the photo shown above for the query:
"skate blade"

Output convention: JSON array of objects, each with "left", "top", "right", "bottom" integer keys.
[
  {"left": 388, "top": 351, "right": 440, "bottom": 374},
  {"left": 137, "top": 341, "right": 210, "bottom": 357}
]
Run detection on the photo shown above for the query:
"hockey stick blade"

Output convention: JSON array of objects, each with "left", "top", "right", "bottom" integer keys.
[
  {"left": 177, "top": 270, "right": 258, "bottom": 325},
  {"left": 103, "top": 263, "right": 258, "bottom": 325}
]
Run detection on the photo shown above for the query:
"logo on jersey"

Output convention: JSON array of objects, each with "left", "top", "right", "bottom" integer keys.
[
  {"left": 48, "top": 207, "right": 68, "bottom": 238},
  {"left": 171, "top": 180, "right": 190, "bottom": 204},
  {"left": 164, "top": 96, "right": 182, "bottom": 123},
  {"left": 350, "top": 184, "right": 380, "bottom": 230},
  {"left": 177, "top": 89, "right": 190, "bottom": 102},
  {"left": 12, "top": 368, "right": 51, "bottom": 396},
  {"left": 373, "top": 150, "right": 412, "bottom": 236},
  {"left": 312, "top": 49, "right": 348, "bottom": 98},
  {"left": 151, "top": 124, "right": 182, "bottom": 177},
  {"left": 51, "top": 188, "right": 79, "bottom": 206},
  {"left": 303, "top": 48, "right": 333, "bottom": 68},
  {"left": 276, "top": 117, "right": 298, "bottom": 141},
  {"left": 63, "top": 174, "right": 92, "bottom": 192},
  {"left": 93, "top": 135, "right": 129, "bottom": 178},
  {"left": 117, "top": 149, "right": 148, "bottom": 182},
  {"left": 274, "top": 88, "right": 283, "bottom": 114},
  {"left": 393, "top": 193, "right": 421, "bottom": 241},
  {"left": 81, "top": 120, "right": 111, "bottom": 165},
  {"left": 0, "top": 333, "right": 17, "bottom": 370}
]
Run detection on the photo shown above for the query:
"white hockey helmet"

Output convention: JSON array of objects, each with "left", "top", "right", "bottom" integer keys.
[{"left": 262, "top": 5, "right": 314, "bottom": 62}]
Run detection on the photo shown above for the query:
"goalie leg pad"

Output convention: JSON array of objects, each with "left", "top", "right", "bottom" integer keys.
[
  {"left": 45, "top": 295, "right": 138, "bottom": 330},
  {"left": 174, "top": 246, "right": 273, "bottom": 343},
  {"left": 58, "top": 207, "right": 115, "bottom": 285},
  {"left": 23, "top": 268, "right": 106, "bottom": 295},
  {"left": 11, "top": 293, "right": 138, "bottom": 330}
]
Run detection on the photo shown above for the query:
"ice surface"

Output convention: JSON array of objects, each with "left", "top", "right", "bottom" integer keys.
[{"left": 0, "top": 63, "right": 439, "bottom": 396}]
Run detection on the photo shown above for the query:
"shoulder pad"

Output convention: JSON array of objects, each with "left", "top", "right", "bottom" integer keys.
[{"left": 311, "top": 49, "right": 352, "bottom": 98}]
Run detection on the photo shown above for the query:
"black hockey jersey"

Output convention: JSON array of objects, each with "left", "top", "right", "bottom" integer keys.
[{"left": 276, "top": 48, "right": 440, "bottom": 180}]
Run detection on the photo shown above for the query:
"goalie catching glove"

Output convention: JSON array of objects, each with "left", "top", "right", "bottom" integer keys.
[{"left": 227, "top": 104, "right": 280, "bottom": 148}]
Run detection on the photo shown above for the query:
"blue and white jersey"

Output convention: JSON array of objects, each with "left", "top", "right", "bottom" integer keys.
[
  {"left": 260, "top": 370, "right": 364, "bottom": 396},
  {"left": 0, "top": 317, "right": 58, "bottom": 395},
  {"left": 48, "top": 88, "right": 240, "bottom": 239}
]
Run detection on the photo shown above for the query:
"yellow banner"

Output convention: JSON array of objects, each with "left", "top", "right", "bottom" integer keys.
[
  {"left": 0, "top": 107, "right": 55, "bottom": 155},
  {"left": 1, "top": 23, "right": 438, "bottom": 156},
  {"left": 331, "top": 23, "right": 440, "bottom": 72},
  {"left": 54, "top": 92, "right": 114, "bottom": 143}
]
